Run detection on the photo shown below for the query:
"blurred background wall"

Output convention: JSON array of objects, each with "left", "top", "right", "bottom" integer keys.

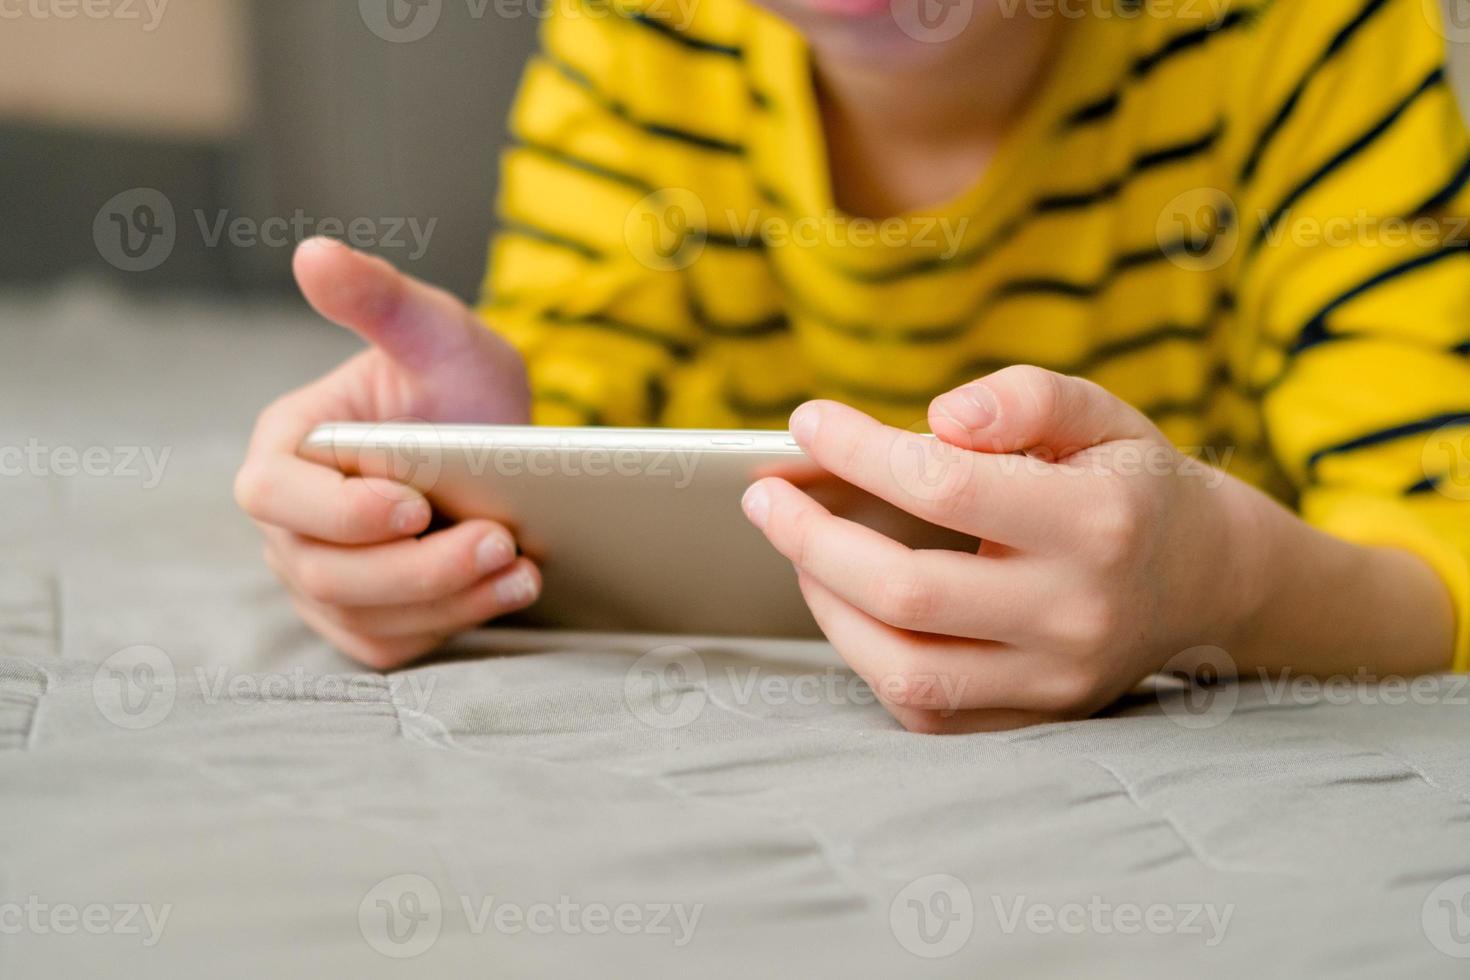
[
  {"left": 0, "top": 0, "right": 537, "bottom": 301},
  {"left": 0, "top": 0, "right": 1467, "bottom": 303}
]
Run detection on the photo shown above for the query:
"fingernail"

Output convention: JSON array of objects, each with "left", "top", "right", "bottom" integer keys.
[
  {"left": 789, "top": 403, "right": 820, "bottom": 444},
  {"left": 492, "top": 566, "right": 538, "bottom": 607},
  {"left": 303, "top": 235, "right": 344, "bottom": 250},
  {"left": 935, "top": 382, "right": 997, "bottom": 431},
  {"left": 391, "top": 498, "right": 430, "bottom": 534},
  {"left": 476, "top": 531, "right": 516, "bottom": 574},
  {"left": 742, "top": 483, "right": 770, "bottom": 530}
]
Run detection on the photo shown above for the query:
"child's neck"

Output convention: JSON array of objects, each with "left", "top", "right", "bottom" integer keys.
[{"left": 809, "top": 15, "right": 1063, "bottom": 219}]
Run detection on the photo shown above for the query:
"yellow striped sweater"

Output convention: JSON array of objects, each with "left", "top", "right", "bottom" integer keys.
[{"left": 479, "top": 0, "right": 1470, "bottom": 669}]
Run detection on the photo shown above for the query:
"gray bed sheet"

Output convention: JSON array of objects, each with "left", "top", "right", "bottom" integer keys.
[{"left": 3, "top": 281, "right": 1469, "bottom": 978}]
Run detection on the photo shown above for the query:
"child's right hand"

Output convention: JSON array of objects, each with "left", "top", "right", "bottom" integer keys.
[{"left": 235, "top": 238, "right": 541, "bottom": 669}]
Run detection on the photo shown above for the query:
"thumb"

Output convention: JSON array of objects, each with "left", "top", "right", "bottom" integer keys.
[
  {"left": 928, "top": 365, "right": 1157, "bottom": 458},
  {"left": 292, "top": 237, "right": 484, "bottom": 376}
]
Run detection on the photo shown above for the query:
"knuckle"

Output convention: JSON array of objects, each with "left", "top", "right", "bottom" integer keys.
[
  {"left": 1058, "top": 592, "right": 1122, "bottom": 648},
  {"left": 1006, "top": 365, "right": 1064, "bottom": 419},
  {"left": 292, "top": 555, "right": 341, "bottom": 605},
  {"left": 871, "top": 567, "right": 936, "bottom": 628},
  {"left": 1088, "top": 489, "right": 1145, "bottom": 557},
  {"left": 1042, "top": 662, "right": 1101, "bottom": 711},
  {"left": 408, "top": 572, "right": 444, "bottom": 604},
  {"left": 419, "top": 546, "right": 476, "bottom": 600},
  {"left": 315, "top": 602, "right": 361, "bottom": 631},
  {"left": 258, "top": 393, "right": 297, "bottom": 428},
  {"left": 233, "top": 464, "right": 270, "bottom": 517},
  {"left": 879, "top": 661, "right": 943, "bottom": 710},
  {"left": 924, "top": 452, "right": 977, "bottom": 517},
  {"left": 782, "top": 502, "right": 823, "bottom": 568},
  {"left": 829, "top": 425, "right": 867, "bottom": 476},
  {"left": 337, "top": 484, "right": 389, "bottom": 540}
]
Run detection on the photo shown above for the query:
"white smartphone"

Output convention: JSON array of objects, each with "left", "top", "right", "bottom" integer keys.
[{"left": 300, "top": 423, "right": 976, "bottom": 638}]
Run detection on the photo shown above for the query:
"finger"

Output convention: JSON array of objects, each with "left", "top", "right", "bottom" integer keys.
[
  {"left": 745, "top": 477, "right": 1041, "bottom": 640},
  {"left": 237, "top": 450, "right": 431, "bottom": 545},
  {"left": 787, "top": 399, "right": 1089, "bottom": 547},
  {"left": 884, "top": 703, "right": 1066, "bottom": 735},
  {"left": 293, "top": 237, "right": 489, "bottom": 375},
  {"left": 797, "top": 572, "right": 1080, "bottom": 714},
  {"left": 929, "top": 365, "right": 1156, "bottom": 457},
  {"left": 237, "top": 372, "right": 436, "bottom": 544},
  {"left": 264, "top": 518, "right": 520, "bottom": 607},
  {"left": 299, "top": 558, "right": 541, "bottom": 638},
  {"left": 287, "top": 594, "right": 446, "bottom": 671}
]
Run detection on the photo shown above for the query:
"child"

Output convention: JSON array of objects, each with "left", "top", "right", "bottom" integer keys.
[{"left": 236, "top": 0, "right": 1470, "bottom": 732}]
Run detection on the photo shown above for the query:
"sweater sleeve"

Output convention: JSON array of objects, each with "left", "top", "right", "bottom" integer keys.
[{"left": 1233, "top": 0, "right": 1470, "bottom": 669}]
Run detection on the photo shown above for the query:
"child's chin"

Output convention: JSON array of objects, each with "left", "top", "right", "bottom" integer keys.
[{"left": 803, "top": 0, "right": 894, "bottom": 17}]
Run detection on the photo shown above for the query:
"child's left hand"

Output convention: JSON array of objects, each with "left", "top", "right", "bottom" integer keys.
[{"left": 739, "top": 366, "right": 1342, "bottom": 733}]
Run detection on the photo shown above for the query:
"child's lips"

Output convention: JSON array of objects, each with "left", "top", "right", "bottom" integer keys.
[{"left": 806, "top": 0, "right": 894, "bottom": 18}]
